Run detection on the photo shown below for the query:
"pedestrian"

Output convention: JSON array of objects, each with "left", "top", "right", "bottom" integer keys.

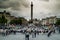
[
  {"left": 32, "top": 32, "right": 35, "bottom": 38},
  {"left": 13, "top": 30, "right": 16, "bottom": 34},
  {"left": 32, "top": 30, "right": 36, "bottom": 38},
  {"left": 34, "top": 30, "right": 36, "bottom": 37},
  {"left": 25, "top": 32, "right": 29, "bottom": 40},
  {"left": 58, "top": 25, "right": 60, "bottom": 33},
  {"left": 47, "top": 24, "right": 53, "bottom": 37},
  {"left": 47, "top": 30, "right": 52, "bottom": 37},
  {"left": 37, "top": 29, "right": 39, "bottom": 35},
  {"left": 52, "top": 24, "right": 55, "bottom": 33}
]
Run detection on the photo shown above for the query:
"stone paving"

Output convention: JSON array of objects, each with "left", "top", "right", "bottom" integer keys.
[{"left": 0, "top": 33, "right": 60, "bottom": 40}]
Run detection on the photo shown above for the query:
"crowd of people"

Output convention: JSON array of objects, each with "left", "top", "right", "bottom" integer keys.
[
  {"left": 24, "top": 24, "right": 60, "bottom": 40},
  {"left": 0, "top": 24, "right": 60, "bottom": 40}
]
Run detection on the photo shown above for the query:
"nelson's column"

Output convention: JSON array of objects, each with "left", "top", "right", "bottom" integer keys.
[{"left": 31, "top": 2, "right": 33, "bottom": 23}]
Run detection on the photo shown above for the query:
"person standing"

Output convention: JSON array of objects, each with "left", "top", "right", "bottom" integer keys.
[
  {"left": 32, "top": 29, "right": 36, "bottom": 38},
  {"left": 47, "top": 25, "right": 53, "bottom": 37},
  {"left": 32, "top": 32, "right": 34, "bottom": 38},
  {"left": 58, "top": 25, "right": 60, "bottom": 33},
  {"left": 25, "top": 32, "right": 29, "bottom": 40},
  {"left": 34, "top": 30, "right": 36, "bottom": 37}
]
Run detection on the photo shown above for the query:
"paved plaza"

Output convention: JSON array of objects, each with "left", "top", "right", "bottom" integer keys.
[{"left": 0, "top": 33, "right": 60, "bottom": 40}]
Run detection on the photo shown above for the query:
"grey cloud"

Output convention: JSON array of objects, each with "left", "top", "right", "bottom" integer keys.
[
  {"left": 39, "top": 0, "right": 49, "bottom": 2},
  {"left": 39, "top": 0, "right": 60, "bottom": 17},
  {"left": 0, "top": 0, "right": 7, "bottom": 1},
  {"left": 0, "top": 0, "right": 60, "bottom": 19},
  {"left": 0, "top": 0, "right": 29, "bottom": 10}
]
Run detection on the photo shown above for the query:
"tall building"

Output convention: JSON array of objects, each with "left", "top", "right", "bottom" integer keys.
[{"left": 31, "top": 2, "right": 33, "bottom": 23}]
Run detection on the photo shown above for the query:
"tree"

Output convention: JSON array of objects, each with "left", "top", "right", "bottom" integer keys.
[
  {"left": 0, "top": 15, "right": 7, "bottom": 24},
  {"left": 0, "top": 15, "right": 7, "bottom": 29},
  {"left": 10, "top": 17, "right": 26, "bottom": 25},
  {"left": 56, "top": 19, "right": 60, "bottom": 25},
  {"left": 2, "top": 15, "right": 7, "bottom": 24}
]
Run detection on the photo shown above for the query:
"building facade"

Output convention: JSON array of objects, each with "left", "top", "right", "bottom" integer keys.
[{"left": 41, "top": 16, "right": 57, "bottom": 26}]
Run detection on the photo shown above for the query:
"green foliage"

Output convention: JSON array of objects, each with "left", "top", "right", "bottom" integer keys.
[
  {"left": 0, "top": 15, "right": 7, "bottom": 24},
  {"left": 10, "top": 17, "right": 26, "bottom": 25},
  {"left": 56, "top": 19, "right": 60, "bottom": 25}
]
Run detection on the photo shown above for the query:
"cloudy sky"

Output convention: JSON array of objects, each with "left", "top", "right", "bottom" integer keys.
[{"left": 0, "top": 0, "right": 60, "bottom": 20}]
